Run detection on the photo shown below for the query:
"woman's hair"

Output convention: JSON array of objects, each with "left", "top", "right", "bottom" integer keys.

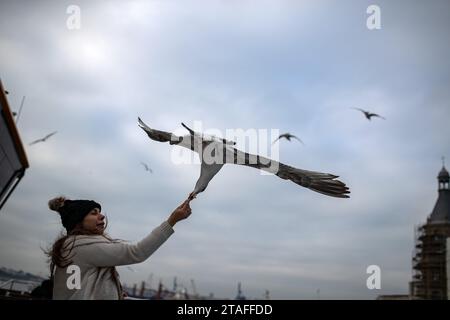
[{"left": 48, "top": 196, "right": 66, "bottom": 212}]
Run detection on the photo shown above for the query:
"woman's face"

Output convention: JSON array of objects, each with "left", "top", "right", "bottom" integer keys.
[{"left": 82, "top": 208, "right": 105, "bottom": 234}]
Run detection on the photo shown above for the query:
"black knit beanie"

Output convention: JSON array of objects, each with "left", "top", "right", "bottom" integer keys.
[{"left": 50, "top": 198, "right": 101, "bottom": 232}]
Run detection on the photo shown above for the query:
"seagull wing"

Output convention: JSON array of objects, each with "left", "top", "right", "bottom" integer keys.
[
  {"left": 275, "top": 162, "right": 350, "bottom": 198},
  {"left": 351, "top": 107, "right": 370, "bottom": 118},
  {"left": 181, "top": 122, "right": 195, "bottom": 135},
  {"left": 223, "top": 145, "right": 350, "bottom": 198},
  {"left": 272, "top": 136, "right": 282, "bottom": 145},
  {"left": 370, "top": 113, "right": 386, "bottom": 120},
  {"left": 140, "top": 162, "right": 149, "bottom": 170},
  {"left": 44, "top": 131, "right": 57, "bottom": 141},
  {"left": 290, "top": 135, "right": 305, "bottom": 145},
  {"left": 29, "top": 138, "right": 43, "bottom": 145},
  {"left": 138, "top": 117, "right": 181, "bottom": 144}
]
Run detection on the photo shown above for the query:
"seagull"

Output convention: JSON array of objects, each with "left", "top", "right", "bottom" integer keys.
[
  {"left": 138, "top": 118, "right": 350, "bottom": 199},
  {"left": 272, "top": 133, "right": 304, "bottom": 145},
  {"left": 29, "top": 131, "right": 57, "bottom": 146},
  {"left": 351, "top": 107, "right": 386, "bottom": 120},
  {"left": 140, "top": 162, "right": 153, "bottom": 173}
]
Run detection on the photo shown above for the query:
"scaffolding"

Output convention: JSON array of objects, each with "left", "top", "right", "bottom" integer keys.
[{"left": 411, "top": 222, "right": 449, "bottom": 299}]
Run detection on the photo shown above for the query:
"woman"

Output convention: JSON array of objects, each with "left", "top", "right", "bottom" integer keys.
[{"left": 47, "top": 195, "right": 192, "bottom": 300}]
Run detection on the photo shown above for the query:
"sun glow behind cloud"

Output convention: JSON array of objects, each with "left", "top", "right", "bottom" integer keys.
[{"left": 61, "top": 33, "right": 111, "bottom": 70}]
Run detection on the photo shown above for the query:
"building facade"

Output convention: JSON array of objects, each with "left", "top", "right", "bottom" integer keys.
[
  {"left": 447, "top": 238, "right": 450, "bottom": 300},
  {"left": 410, "top": 165, "right": 450, "bottom": 299}
]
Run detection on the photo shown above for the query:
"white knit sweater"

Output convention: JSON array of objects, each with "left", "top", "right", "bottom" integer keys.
[{"left": 52, "top": 221, "right": 174, "bottom": 300}]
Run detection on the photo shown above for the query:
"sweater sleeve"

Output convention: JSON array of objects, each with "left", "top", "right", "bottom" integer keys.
[{"left": 74, "top": 221, "right": 174, "bottom": 267}]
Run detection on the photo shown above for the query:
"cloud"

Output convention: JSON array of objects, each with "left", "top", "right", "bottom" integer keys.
[{"left": 1, "top": 0, "right": 449, "bottom": 299}]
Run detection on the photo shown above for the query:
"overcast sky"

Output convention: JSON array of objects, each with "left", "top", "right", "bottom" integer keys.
[{"left": 1, "top": 0, "right": 449, "bottom": 299}]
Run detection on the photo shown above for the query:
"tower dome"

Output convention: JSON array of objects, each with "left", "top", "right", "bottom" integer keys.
[{"left": 429, "top": 163, "right": 450, "bottom": 223}]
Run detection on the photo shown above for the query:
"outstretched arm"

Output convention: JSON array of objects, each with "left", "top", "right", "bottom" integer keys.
[
  {"left": 74, "top": 198, "right": 193, "bottom": 267},
  {"left": 75, "top": 221, "right": 174, "bottom": 267}
]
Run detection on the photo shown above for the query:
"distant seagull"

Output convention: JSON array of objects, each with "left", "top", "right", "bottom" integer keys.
[
  {"left": 140, "top": 162, "right": 153, "bottom": 173},
  {"left": 351, "top": 107, "right": 386, "bottom": 121},
  {"left": 138, "top": 118, "right": 350, "bottom": 200},
  {"left": 29, "top": 131, "right": 57, "bottom": 146},
  {"left": 272, "top": 133, "right": 304, "bottom": 145}
]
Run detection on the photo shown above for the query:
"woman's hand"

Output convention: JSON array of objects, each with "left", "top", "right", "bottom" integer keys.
[{"left": 167, "top": 197, "right": 193, "bottom": 227}]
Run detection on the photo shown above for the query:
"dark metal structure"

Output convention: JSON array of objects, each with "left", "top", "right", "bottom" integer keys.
[{"left": 0, "top": 79, "right": 29, "bottom": 210}]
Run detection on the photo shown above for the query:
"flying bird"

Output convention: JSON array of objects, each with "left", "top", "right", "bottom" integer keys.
[
  {"left": 29, "top": 131, "right": 57, "bottom": 146},
  {"left": 272, "top": 133, "right": 304, "bottom": 145},
  {"left": 140, "top": 162, "right": 153, "bottom": 173},
  {"left": 138, "top": 118, "right": 350, "bottom": 200},
  {"left": 351, "top": 107, "right": 386, "bottom": 120}
]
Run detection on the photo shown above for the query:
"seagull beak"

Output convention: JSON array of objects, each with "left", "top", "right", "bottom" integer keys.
[{"left": 188, "top": 192, "right": 197, "bottom": 201}]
